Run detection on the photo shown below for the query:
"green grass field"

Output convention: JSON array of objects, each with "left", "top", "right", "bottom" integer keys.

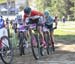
[
  {"left": 54, "top": 21, "right": 75, "bottom": 42},
  {"left": 10, "top": 21, "right": 75, "bottom": 47}
]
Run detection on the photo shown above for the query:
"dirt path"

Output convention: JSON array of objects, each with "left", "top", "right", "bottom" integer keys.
[{"left": 0, "top": 40, "right": 75, "bottom": 64}]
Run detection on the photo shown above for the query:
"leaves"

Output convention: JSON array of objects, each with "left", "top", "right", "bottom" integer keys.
[
  {"left": 0, "top": 0, "right": 6, "bottom": 3},
  {"left": 35, "top": 0, "right": 75, "bottom": 20}
]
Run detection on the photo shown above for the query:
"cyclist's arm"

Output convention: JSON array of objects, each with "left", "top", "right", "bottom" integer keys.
[
  {"left": 29, "top": 16, "right": 41, "bottom": 20},
  {"left": 23, "top": 14, "right": 28, "bottom": 25},
  {"left": 54, "top": 20, "right": 57, "bottom": 28}
]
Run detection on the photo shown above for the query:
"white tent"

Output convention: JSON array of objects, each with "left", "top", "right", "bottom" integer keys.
[
  {"left": 9, "top": 8, "right": 16, "bottom": 11},
  {"left": 1, "top": 8, "right": 7, "bottom": 12}
]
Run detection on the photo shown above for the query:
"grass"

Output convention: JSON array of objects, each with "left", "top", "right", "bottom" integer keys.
[
  {"left": 54, "top": 21, "right": 75, "bottom": 35},
  {"left": 54, "top": 21, "right": 75, "bottom": 42}
]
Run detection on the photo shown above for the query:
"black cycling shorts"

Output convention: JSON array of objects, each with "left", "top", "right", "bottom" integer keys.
[
  {"left": 28, "top": 18, "right": 39, "bottom": 24},
  {"left": 45, "top": 24, "right": 53, "bottom": 31}
]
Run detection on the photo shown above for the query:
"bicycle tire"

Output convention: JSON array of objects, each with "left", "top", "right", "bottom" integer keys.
[
  {"left": 0, "top": 36, "right": 13, "bottom": 64},
  {"left": 18, "top": 32, "right": 25, "bottom": 56},
  {"left": 31, "top": 33, "right": 41, "bottom": 60},
  {"left": 38, "top": 34, "right": 44, "bottom": 56},
  {"left": 19, "top": 39, "right": 25, "bottom": 56}
]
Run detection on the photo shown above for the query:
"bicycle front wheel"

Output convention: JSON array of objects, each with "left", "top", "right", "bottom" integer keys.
[
  {"left": 31, "top": 33, "right": 41, "bottom": 60},
  {"left": 0, "top": 36, "right": 13, "bottom": 64}
]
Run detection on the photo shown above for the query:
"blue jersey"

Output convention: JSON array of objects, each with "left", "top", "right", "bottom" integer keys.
[
  {"left": 45, "top": 16, "right": 54, "bottom": 25},
  {"left": 0, "top": 19, "right": 4, "bottom": 28}
]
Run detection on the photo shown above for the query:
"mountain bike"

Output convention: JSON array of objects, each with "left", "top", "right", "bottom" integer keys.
[
  {"left": 28, "top": 17, "right": 47, "bottom": 60},
  {"left": 17, "top": 26, "right": 29, "bottom": 56}
]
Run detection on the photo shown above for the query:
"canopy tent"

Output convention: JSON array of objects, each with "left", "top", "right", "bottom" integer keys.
[
  {"left": 9, "top": 8, "right": 18, "bottom": 12},
  {"left": 1, "top": 8, "right": 8, "bottom": 11}
]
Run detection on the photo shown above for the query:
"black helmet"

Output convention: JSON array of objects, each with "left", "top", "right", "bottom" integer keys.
[{"left": 24, "top": 7, "right": 31, "bottom": 15}]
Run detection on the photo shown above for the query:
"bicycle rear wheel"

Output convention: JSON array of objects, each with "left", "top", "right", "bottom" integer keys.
[{"left": 0, "top": 36, "right": 13, "bottom": 64}]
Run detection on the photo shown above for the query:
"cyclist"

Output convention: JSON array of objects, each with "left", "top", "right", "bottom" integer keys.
[
  {"left": 44, "top": 11, "right": 58, "bottom": 51},
  {"left": 0, "top": 16, "right": 8, "bottom": 48},
  {"left": 15, "top": 14, "right": 28, "bottom": 48},
  {"left": 23, "top": 7, "right": 46, "bottom": 48}
]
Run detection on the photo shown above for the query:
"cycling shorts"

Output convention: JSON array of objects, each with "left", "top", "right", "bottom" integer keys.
[{"left": 45, "top": 24, "right": 53, "bottom": 31}]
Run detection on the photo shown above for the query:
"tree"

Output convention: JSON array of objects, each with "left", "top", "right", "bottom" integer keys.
[
  {"left": 33, "top": 0, "right": 75, "bottom": 20},
  {"left": 19, "top": 5, "right": 24, "bottom": 11}
]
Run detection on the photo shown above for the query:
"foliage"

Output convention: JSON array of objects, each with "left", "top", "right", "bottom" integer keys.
[
  {"left": 0, "top": 0, "right": 6, "bottom": 3},
  {"left": 35, "top": 0, "right": 75, "bottom": 21},
  {"left": 19, "top": 5, "right": 24, "bottom": 11}
]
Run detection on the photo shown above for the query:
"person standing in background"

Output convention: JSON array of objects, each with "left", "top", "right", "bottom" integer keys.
[
  {"left": 62, "top": 16, "right": 66, "bottom": 23},
  {"left": 6, "top": 18, "right": 10, "bottom": 37}
]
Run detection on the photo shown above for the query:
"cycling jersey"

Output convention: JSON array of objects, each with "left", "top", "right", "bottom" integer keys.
[
  {"left": 23, "top": 10, "right": 43, "bottom": 21},
  {"left": 44, "top": 16, "right": 54, "bottom": 31},
  {"left": 45, "top": 16, "right": 54, "bottom": 25}
]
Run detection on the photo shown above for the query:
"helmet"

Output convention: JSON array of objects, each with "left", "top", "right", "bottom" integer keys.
[
  {"left": 44, "top": 11, "right": 49, "bottom": 17},
  {"left": 24, "top": 7, "right": 31, "bottom": 15}
]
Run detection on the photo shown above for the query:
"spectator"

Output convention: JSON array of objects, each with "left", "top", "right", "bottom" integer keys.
[{"left": 62, "top": 16, "right": 66, "bottom": 23}]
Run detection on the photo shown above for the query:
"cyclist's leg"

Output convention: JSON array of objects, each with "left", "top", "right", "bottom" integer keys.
[
  {"left": 43, "top": 26, "right": 49, "bottom": 42},
  {"left": 49, "top": 30, "right": 54, "bottom": 44},
  {"left": 24, "top": 31, "right": 28, "bottom": 41},
  {"left": 27, "top": 30, "right": 30, "bottom": 41},
  {"left": 37, "top": 26, "right": 46, "bottom": 48},
  {"left": 49, "top": 29, "right": 55, "bottom": 51},
  {"left": 24, "top": 31, "right": 29, "bottom": 48},
  {"left": 24, "top": 17, "right": 30, "bottom": 43}
]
